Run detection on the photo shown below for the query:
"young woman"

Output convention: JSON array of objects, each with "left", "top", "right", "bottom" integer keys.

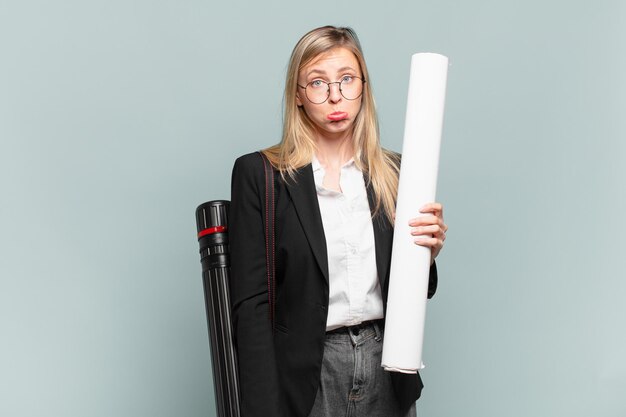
[{"left": 229, "top": 25, "right": 447, "bottom": 417}]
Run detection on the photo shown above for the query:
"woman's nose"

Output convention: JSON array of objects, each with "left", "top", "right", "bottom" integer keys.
[{"left": 328, "top": 82, "right": 342, "bottom": 103}]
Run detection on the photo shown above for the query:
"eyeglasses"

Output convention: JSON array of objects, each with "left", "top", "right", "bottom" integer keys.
[{"left": 297, "top": 76, "right": 366, "bottom": 104}]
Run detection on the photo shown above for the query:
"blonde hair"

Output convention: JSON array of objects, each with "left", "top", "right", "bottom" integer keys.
[{"left": 263, "top": 25, "right": 400, "bottom": 224}]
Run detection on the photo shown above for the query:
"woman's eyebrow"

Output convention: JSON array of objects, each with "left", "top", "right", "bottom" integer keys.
[
  {"left": 305, "top": 66, "right": 358, "bottom": 78},
  {"left": 306, "top": 69, "right": 327, "bottom": 77}
]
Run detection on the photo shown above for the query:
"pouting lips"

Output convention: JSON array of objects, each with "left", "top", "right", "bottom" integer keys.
[{"left": 327, "top": 112, "right": 348, "bottom": 121}]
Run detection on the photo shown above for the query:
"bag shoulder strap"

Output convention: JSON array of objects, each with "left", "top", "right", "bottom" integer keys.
[{"left": 258, "top": 151, "right": 276, "bottom": 328}]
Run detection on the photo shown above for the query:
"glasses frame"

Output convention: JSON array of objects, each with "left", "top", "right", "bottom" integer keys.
[{"left": 297, "top": 76, "right": 367, "bottom": 104}]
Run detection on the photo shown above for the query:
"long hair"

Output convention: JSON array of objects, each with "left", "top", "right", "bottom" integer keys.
[{"left": 263, "top": 25, "right": 400, "bottom": 224}]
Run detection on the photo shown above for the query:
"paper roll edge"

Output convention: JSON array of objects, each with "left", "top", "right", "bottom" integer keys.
[{"left": 411, "top": 52, "right": 449, "bottom": 62}]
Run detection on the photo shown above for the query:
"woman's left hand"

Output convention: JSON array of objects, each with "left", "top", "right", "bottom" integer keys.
[{"left": 408, "top": 202, "right": 448, "bottom": 265}]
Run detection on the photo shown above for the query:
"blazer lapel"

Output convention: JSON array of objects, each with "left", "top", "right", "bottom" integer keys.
[
  {"left": 285, "top": 164, "right": 330, "bottom": 283},
  {"left": 365, "top": 179, "right": 394, "bottom": 292}
]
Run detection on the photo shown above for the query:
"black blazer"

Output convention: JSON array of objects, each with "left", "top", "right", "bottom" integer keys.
[{"left": 229, "top": 152, "right": 437, "bottom": 417}]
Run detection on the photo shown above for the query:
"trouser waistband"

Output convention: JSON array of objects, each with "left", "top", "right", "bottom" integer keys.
[{"left": 326, "top": 319, "right": 383, "bottom": 336}]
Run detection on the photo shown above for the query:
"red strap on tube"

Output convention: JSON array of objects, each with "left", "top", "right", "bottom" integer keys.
[{"left": 197, "top": 225, "right": 227, "bottom": 238}]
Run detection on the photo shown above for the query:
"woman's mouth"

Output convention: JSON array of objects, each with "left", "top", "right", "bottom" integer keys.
[{"left": 327, "top": 111, "right": 348, "bottom": 121}]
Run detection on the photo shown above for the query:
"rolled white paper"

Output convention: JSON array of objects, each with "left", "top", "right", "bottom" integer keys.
[{"left": 381, "top": 53, "right": 448, "bottom": 373}]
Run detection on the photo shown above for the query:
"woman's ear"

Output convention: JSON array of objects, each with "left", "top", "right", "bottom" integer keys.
[{"left": 296, "top": 92, "right": 303, "bottom": 107}]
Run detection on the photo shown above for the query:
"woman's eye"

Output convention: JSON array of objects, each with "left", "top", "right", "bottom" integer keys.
[
  {"left": 341, "top": 75, "right": 353, "bottom": 83},
  {"left": 310, "top": 80, "right": 325, "bottom": 88}
]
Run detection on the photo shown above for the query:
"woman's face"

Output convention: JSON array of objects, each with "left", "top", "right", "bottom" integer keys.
[{"left": 296, "top": 47, "right": 363, "bottom": 141}]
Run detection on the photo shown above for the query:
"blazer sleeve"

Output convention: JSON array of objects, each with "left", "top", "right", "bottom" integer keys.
[
  {"left": 229, "top": 154, "right": 284, "bottom": 417},
  {"left": 428, "top": 261, "right": 438, "bottom": 299}
]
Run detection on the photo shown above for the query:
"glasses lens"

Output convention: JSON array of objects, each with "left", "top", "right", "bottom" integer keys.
[
  {"left": 340, "top": 77, "right": 363, "bottom": 100},
  {"left": 305, "top": 80, "right": 329, "bottom": 104}
]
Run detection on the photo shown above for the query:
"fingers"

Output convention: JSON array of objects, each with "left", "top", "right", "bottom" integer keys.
[
  {"left": 414, "top": 236, "right": 444, "bottom": 263},
  {"left": 408, "top": 202, "right": 445, "bottom": 227},
  {"left": 408, "top": 215, "right": 442, "bottom": 227},
  {"left": 413, "top": 226, "right": 446, "bottom": 246},
  {"left": 412, "top": 220, "right": 446, "bottom": 244},
  {"left": 419, "top": 202, "right": 443, "bottom": 215},
  {"left": 413, "top": 236, "right": 439, "bottom": 246},
  {"left": 410, "top": 202, "right": 447, "bottom": 263},
  {"left": 410, "top": 224, "right": 446, "bottom": 239},
  {"left": 409, "top": 214, "right": 447, "bottom": 242}
]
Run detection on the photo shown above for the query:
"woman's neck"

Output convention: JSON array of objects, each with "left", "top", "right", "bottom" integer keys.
[
  {"left": 314, "top": 132, "right": 354, "bottom": 171},
  {"left": 314, "top": 132, "right": 354, "bottom": 193}
]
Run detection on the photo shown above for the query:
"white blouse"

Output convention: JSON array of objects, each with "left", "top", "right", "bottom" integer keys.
[{"left": 312, "top": 155, "right": 384, "bottom": 331}]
